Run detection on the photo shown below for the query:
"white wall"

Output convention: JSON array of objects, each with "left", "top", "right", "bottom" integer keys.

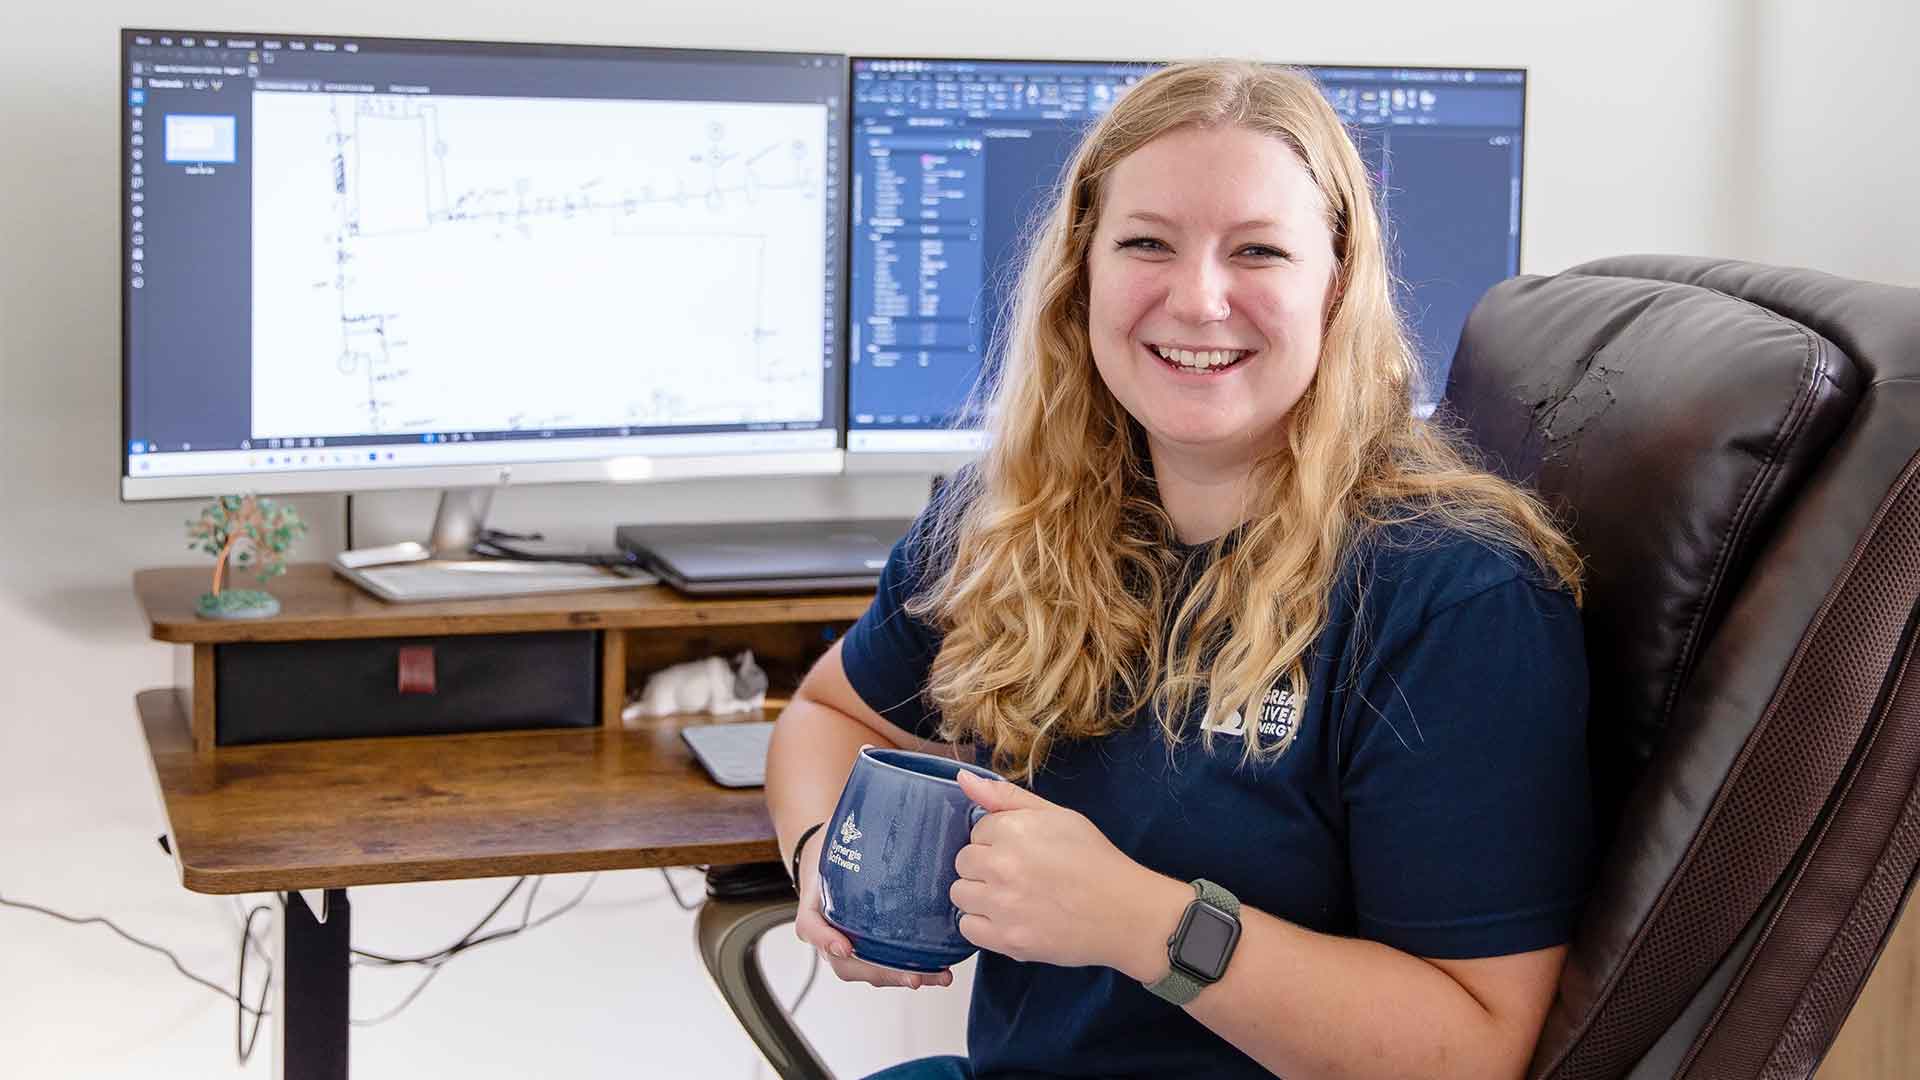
[
  {"left": 3, "top": 1, "right": 1905, "bottom": 1078},
  {"left": 1745, "top": 0, "right": 1920, "bottom": 286}
]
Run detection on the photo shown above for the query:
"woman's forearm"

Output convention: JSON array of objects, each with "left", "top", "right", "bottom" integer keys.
[
  {"left": 765, "top": 695, "right": 897, "bottom": 868},
  {"left": 1108, "top": 871, "right": 1546, "bottom": 1080}
]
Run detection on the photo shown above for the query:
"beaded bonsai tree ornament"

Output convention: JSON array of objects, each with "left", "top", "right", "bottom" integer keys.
[{"left": 187, "top": 494, "right": 308, "bottom": 619}]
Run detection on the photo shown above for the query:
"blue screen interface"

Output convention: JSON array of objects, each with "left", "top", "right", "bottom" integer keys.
[{"left": 846, "top": 58, "right": 1525, "bottom": 451}]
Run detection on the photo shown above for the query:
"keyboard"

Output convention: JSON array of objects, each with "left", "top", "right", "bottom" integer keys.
[
  {"left": 335, "top": 559, "right": 656, "bottom": 603},
  {"left": 681, "top": 720, "right": 775, "bottom": 788}
]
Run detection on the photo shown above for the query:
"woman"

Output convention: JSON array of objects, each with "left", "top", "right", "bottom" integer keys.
[{"left": 766, "top": 59, "right": 1591, "bottom": 1080}]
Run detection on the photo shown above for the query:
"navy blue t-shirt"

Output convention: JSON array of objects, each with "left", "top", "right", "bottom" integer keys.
[{"left": 840, "top": 505, "right": 1593, "bottom": 1080}]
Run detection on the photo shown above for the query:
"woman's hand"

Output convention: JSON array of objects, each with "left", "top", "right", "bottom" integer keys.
[
  {"left": 791, "top": 826, "right": 956, "bottom": 990},
  {"left": 951, "top": 771, "right": 1181, "bottom": 976}
]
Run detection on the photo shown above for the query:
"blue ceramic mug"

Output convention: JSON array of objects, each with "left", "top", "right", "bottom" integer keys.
[{"left": 816, "top": 746, "right": 1003, "bottom": 972}]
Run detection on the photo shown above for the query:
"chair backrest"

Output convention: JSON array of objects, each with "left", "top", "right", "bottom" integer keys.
[{"left": 1447, "top": 256, "right": 1920, "bottom": 1080}]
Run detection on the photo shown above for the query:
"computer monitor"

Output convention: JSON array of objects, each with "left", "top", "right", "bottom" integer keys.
[
  {"left": 120, "top": 30, "right": 848, "bottom": 539},
  {"left": 842, "top": 57, "right": 1527, "bottom": 472}
]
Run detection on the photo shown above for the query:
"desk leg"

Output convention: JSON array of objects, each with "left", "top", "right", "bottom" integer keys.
[{"left": 274, "top": 889, "right": 350, "bottom": 1080}]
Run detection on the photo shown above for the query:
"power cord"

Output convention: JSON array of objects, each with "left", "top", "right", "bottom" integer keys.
[
  {"left": 2, "top": 889, "right": 275, "bottom": 1064},
  {"left": 235, "top": 905, "right": 273, "bottom": 1061},
  {"left": 350, "top": 876, "right": 534, "bottom": 968},
  {"left": 791, "top": 947, "right": 821, "bottom": 1014},
  {"left": 661, "top": 867, "right": 702, "bottom": 911},
  {"left": 471, "top": 528, "right": 650, "bottom": 570},
  {"left": 0, "top": 887, "right": 272, "bottom": 1014},
  {"left": 349, "top": 867, "right": 784, "bottom": 1028},
  {"left": 349, "top": 870, "right": 617, "bottom": 1026},
  {"left": 5, "top": 866, "right": 726, "bottom": 1049},
  {"left": 343, "top": 869, "right": 704, "bottom": 1025},
  {"left": 232, "top": 895, "right": 274, "bottom": 969}
]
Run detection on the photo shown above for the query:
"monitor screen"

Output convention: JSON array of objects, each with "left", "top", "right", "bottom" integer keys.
[
  {"left": 843, "top": 57, "right": 1526, "bottom": 462},
  {"left": 121, "top": 30, "right": 846, "bottom": 499}
]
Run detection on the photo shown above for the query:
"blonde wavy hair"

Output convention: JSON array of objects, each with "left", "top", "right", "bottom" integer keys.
[{"left": 908, "top": 60, "right": 1582, "bottom": 782}]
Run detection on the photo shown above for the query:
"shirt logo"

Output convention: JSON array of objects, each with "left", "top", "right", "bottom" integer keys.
[
  {"left": 838, "top": 814, "right": 864, "bottom": 845},
  {"left": 1201, "top": 682, "right": 1299, "bottom": 756}
]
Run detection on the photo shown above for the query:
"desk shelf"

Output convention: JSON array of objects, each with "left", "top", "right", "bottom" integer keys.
[
  {"left": 135, "top": 563, "right": 870, "bottom": 751},
  {"left": 134, "top": 562, "right": 873, "bottom": 893}
]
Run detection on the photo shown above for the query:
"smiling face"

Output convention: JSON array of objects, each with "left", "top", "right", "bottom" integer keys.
[{"left": 1086, "top": 123, "right": 1339, "bottom": 477}]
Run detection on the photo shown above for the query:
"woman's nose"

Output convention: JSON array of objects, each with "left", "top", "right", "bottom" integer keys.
[{"left": 1163, "top": 257, "right": 1231, "bottom": 324}]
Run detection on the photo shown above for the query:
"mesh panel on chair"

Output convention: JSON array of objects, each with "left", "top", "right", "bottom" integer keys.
[
  {"left": 1550, "top": 455, "right": 1920, "bottom": 1079},
  {"left": 1763, "top": 665, "right": 1920, "bottom": 1079},
  {"left": 1675, "top": 461, "right": 1920, "bottom": 1079}
]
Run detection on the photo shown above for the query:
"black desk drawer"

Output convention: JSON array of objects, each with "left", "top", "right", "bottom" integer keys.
[{"left": 215, "top": 631, "right": 598, "bottom": 746}]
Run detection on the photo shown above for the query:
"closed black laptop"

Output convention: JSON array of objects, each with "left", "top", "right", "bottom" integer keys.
[{"left": 614, "top": 518, "right": 915, "bottom": 595}]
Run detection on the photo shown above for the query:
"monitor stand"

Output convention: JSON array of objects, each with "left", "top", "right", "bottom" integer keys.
[
  {"left": 427, "top": 487, "right": 495, "bottom": 558},
  {"left": 332, "top": 487, "right": 655, "bottom": 603}
]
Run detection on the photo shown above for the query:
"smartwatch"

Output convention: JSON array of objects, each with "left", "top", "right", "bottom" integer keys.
[{"left": 1144, "top": 879, "right": 1241, "bottom": 1006}]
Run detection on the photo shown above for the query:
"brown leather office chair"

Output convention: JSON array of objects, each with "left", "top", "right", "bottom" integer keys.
[{"left": 697, "top": 256, "right": 1920, "bottom": 1079}]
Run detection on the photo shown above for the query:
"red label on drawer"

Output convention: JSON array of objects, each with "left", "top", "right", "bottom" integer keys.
[{"left": 397, "top": 645, "right": 436, "bottom": 695}]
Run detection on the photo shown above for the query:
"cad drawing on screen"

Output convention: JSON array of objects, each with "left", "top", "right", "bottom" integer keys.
[{"left": 248, "top": 90, "right": 829, "bottom": 443}]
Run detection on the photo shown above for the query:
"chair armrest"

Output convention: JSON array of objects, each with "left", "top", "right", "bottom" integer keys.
[{"left": 695, "top": 893, "right": 836, "bottom": 1080}]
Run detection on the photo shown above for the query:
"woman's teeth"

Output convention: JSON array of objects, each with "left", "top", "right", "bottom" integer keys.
[{"left": 1151, "top": 345, "right": 1249, "bottom": 371}]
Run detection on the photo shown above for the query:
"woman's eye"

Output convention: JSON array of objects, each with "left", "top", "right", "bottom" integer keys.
[
  {"left": 1238, "top": 245, "right": 1290, "bottom": 261},
  {"left": 1116, "top": 236, "right": 1169, "bottom": 253}
]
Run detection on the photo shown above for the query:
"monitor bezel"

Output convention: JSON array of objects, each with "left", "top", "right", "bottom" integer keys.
[{"left": 119, "top": 27, "right": 851, "bottom": 501}]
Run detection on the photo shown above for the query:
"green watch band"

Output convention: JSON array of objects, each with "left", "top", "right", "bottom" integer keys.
[{"left": 1144, "top": 879, "right": 1241, "bottom": 1006}]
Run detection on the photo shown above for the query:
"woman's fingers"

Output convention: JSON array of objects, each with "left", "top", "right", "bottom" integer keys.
[
  {"left": 794, "top": 905, "right": 951, "bottom": 988},
  {"left": 794, "top": 865, "right": 955, "bottom": 988},
  {"left": 826, "top": 952, "right": 952, "bottom": 988},
  {"left": 793, "top": 903, "right": 851, "bottom": 955},
  {"left": 953, "top": 842, "right": 992, "bottom": 880},
  {"left": 950, "top": 877, "right": 990, "bottom": 915}
]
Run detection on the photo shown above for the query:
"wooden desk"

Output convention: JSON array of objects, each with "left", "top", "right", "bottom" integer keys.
[
  {"left": 133, "top": 564, "right": 872, "bottom": 1079},
  {"left": 137, "top": 690, "right": 782, "bottom": 893}
]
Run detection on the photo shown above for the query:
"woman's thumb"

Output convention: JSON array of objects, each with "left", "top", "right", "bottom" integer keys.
[{"left": 957, "top": 768, "right": 1037, "bottom": 811}]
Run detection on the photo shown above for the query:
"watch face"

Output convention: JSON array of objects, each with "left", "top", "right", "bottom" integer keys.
[{"left": 1172, "top": 901, "right": 1240, "bottom": 982}]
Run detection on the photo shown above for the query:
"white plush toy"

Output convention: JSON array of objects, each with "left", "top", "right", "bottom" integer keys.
[{"left": 622, "top": 649, "right": 769, "bottom": 725}]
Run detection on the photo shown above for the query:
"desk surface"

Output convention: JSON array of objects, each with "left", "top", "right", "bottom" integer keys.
[
  {"left": 138, "top": 689, "right": 780, "bottom": 894},
  {"left": 136, "top": 563, "right": 872, "bottom": 643}
]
